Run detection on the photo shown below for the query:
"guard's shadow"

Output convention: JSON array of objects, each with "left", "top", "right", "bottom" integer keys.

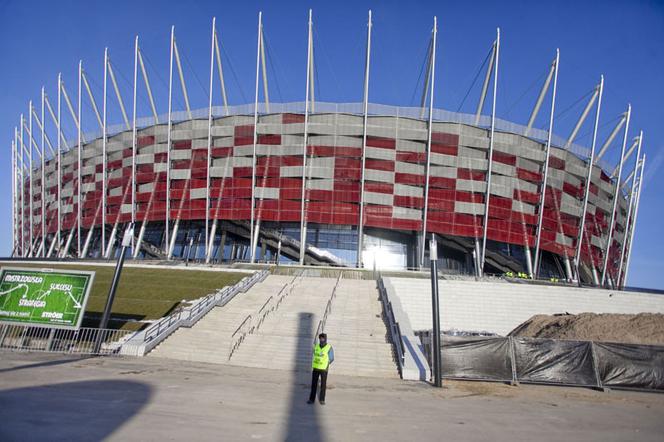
[
  {"left": 283, "top": 312, "right": 325, "bottom": 442},
  {"left": 0, "top": 379, "right": 152, "bottom": 441}
]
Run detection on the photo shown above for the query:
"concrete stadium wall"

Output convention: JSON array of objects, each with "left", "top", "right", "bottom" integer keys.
[{"left": 385, "top": 277, "right": 664, "bottom": 336}]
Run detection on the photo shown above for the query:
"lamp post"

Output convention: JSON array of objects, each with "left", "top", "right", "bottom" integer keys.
[
  {"left": 430, "top": 236, "right": 442, "bottom": 387},
  {"left": 99, "top": 223, "right": 134, "bottom": 330}
]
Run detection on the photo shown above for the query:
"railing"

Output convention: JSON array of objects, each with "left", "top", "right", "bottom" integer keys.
[
  {"left": 313, "top": 273, "right": 343, "bottom": 344},
  {"left": 0, "top": 323, "right": 133, "bottom": 356},
  {"left": 228, "top": 272, "right": 302, "bottom": 360},
  {"left": 376, "top": 273, "right": 406, "bottom": 371},
  {"left": 228, "top": 315, "right": 254, "bottom": 360},
  {"left": 143, "top": 269, "right": 269, "bottom": 344}
]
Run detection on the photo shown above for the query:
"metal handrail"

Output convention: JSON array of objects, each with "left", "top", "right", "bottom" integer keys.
[
  {"left": 377, "top": 273, "right": 405, "bottom": 368},
  {"left": 313, "top": 273, "right": 343, "bottom": 344},
  {"left": 228, "top": 271, "right": 303, "bottom": 360},
  {"left": 143, "top": 269, "right": 268, "bottom": 343}
]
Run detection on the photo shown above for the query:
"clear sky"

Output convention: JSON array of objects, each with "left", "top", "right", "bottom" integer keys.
[{"left": 0, "top": 0, "right": 662, "bottom": 288}]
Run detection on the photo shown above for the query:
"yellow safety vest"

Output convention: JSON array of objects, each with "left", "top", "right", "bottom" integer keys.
[{"left": 312, "top": 343, "right": 331, "bottom": 370}]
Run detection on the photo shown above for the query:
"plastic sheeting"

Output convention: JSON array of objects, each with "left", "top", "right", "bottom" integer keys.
[
  {"left": 512, "top": 338, "right": 598, "bottom": 386},
  {"left": 426, "top": 334, "right": 664, "bottom": 392},
  {"left": 441, "top": 336, "right": 512, "bottom": 381},
  {"left": 593, "top": 343, "right": 664, "bottom": 390}
]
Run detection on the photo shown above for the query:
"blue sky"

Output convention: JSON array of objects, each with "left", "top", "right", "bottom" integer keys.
[{"left": 0, "top": 0, "right": 662, "bottom": 288}]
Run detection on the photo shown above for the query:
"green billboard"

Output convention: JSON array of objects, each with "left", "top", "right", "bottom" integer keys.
[{"left": 0, "top": 267, "right": 95, "bottom": 329}]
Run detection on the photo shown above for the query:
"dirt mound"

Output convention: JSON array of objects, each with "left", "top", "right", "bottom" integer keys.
[{"left": 508, "top": 313, "right": 664, "bottom": 345}]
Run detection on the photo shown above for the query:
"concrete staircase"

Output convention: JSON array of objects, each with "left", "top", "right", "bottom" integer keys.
[
  {"left": 149, "top": 275, "right": 293, "bottom": 363},
  {"left": 149, "top": 274, "right": 400, "bottom": 379},
  {"left": 322, "top": 279, "right": 399, "bottom": 378}
]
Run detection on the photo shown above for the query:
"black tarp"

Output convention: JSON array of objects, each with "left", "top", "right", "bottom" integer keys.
[
  {"left": 592, "top": 342, "right": 664, "bottom": 390},
  {"left": 511, "top": 338, "right": 598, "bottom": 386},
  {"left": 441, "top": 336, "right": 512, "bottom": 381}
]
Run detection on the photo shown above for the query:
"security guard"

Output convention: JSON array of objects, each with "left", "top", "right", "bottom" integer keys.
[{"left": 308, "top": 332, "right": 334, "bottom": 405}]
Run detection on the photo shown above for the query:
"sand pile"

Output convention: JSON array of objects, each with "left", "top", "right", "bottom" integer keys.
[{"left": 508, "top": 313, "right": 664, "bottom": 346}]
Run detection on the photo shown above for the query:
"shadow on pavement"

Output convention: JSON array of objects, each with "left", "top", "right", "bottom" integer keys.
[
  {"left": 0, "top": 355, "right": 94, "bottom": 374},
  {"left": 0, "top": 379, "right": 152, "bottom": 442},
  {"left": 283, "top": 312, "right": 325, "bottom": 442}
]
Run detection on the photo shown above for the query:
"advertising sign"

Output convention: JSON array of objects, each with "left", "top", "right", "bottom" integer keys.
[{"left": 0, "top": 267, "right": 95, "bottom": 329}]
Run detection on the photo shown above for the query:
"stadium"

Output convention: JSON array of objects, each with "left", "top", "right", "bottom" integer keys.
[{"left": 9, "top": 13, "right": 646, "bottom": 289}]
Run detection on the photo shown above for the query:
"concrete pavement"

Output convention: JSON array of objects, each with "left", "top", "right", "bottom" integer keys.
[{"left": 1, "top": 351, "right": 663, "bottom": 441}]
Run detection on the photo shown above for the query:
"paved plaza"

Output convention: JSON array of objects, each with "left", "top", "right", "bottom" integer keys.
[{"left": 1, "top": 352, "right": 663, "bottom": 441}]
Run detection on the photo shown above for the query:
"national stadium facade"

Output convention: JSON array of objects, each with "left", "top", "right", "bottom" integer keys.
[{"left": 9, "top": 12, "right": 647, "bottom": 288}]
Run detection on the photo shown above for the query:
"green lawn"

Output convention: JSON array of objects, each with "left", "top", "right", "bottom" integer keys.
[{"left": 4, "top": 264, "right": 247, "bottom": 330}]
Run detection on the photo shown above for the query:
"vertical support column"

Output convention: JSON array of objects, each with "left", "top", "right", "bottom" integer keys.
[
  {"left": 28, "top": 107, "right": 34, "bottom": 256},
  {"left": 616, "top": 131, "right": 642, "bottom": 287},
  {"left": 357, "top": 9, "right": 373, "bottom": 269},
  {"left": 250, "top": 12, "right": 263, "bottom": 263},
  {"left": 480, "top": 28, "right": 500, "bottom": 276},
  {"left": 131, "top": 37, "right": 138, "bottom": 253},
  {"left": 77, "top": 61, "right": 83, "bottom": 256},
  {"left": 622, "top": 154, "right": 645, "bottom": 287},
  {"left": 533, "top": 50, "right": 560, "bottom": 278},
  {"left": 574, "top": 76, "right": 604, "bottom": 283},
  {"left": 419, "top": 16, "right": 438, "bottom": 269},
  {"left": 19, "top": 121, "right": 25, "bottom": 256},
  {"left": 166, "top": 26, "right": 174, "bottom": 256},
  {"left": 11, "top": 134, "right": 16, "bottom": 255},
  {"left": 57, "top": 74, "right": 63, "bottom": 257},
  {"left": 601, "top": 105, "right": 631, "bottom": 286},
  {"left": 205, "top": 18, "right": 216, "bottom": 263},
  {"left": 40, "top": 87, "right": 46, "bottom": 257},
  {"left": 101, "top": 49, "right": 109, "bottom": 258},
  {"left": 299, "top": 9, "right": 314, "bottom": 265}
]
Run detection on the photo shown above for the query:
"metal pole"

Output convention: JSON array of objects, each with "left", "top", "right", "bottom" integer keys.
[
  {"left": 40, "top": 87, "right": 46, "bottom": 256},
  {"left": 166, "top": 26, "right": 174, "bottom": 255},
  {"left": 622, "top": 154, "right": 645, "bottom": 287},
  {"left": 429, "top": 236, "right": 442, "bottom": 387},
  {"left": 601, "top": 104, "right": 631, "bottom": 286},
  {"left": 136, "top": 50, "right": 159, "bottom": 124},
  {"left": 574, "top": 76, "right": 604, "bottom": 282},
  {"left": 28, "top": 106, "right": 34, "bottom": 256},
  {"left": 525, "top": 59, "right": 556, "bottom": 136},
  {"left": 565, "top": 88, "right": 599, "bottom": 149},
  {"left": 11, "top": 135, "right": 16, "bottom": 255},
  {"left": 205, "top": 17, "right": 215, "bottom": 262},
  {"left": 475, "top": 46, "right": 496, "bottom": 125},
  {"left": 77, "top": 61, "right": 82, "bottom": 256},
  {"left": 480, "top": 29, "right": 500, "bottom": 276},
  {"left": 595, "top": 114, "right": 627, "bottom": 162},
  {"left": 57, "top": 74, "right": 62, "bottom": 256},
  {"left": 99, "top": 223, "right": 134, "bottom": 330},
  {"left": 101, "top": 49, "right": 108, "bottom": 258},
  {"left": 299, "top": 9, "right": 313, "bottom": 265},
  {"left": 250, "top": 12, "right": 262, "bottom": 263},
  {"left": 19, "top": 121, "right": 25, "bottom": 257},
  {"left": 213, "top": 29, "right": 229, "bottom": 115},
  {"left": 131, "top": 37, "right": 138, "bottom": 244},
  {"left": 173, "top": 39, "right": 192, "bottom": 119},
  {"left": 420, "top": 16, "right": 438, "bottom": 269},
  {"left": 19, "top": 122, "right": 24, "bottom": 256},
  {"left": 616, "top": 131, "right": 642, "bottom": 287},
  {"left": 107, "top": 62, "right": 130, "bottom": 130},
  {"left": 533, "top": 50, "right": 559, "bottom": 278},
  {"left": 357, "top": 9, "right": 372, "bottom": 269}
]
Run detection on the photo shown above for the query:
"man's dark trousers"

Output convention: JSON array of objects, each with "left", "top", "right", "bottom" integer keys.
[{"left": 309, "top": 368, "right": 328, "bottom": 402}]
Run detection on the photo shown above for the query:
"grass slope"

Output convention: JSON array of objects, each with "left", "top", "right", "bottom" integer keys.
[{"left": 4, "top": 264, "right": 246, "bottom": 329}]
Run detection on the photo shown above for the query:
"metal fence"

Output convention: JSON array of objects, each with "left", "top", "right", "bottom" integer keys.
[{"left": 0, "top": 323, "right": 133, "bottom": 356}]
